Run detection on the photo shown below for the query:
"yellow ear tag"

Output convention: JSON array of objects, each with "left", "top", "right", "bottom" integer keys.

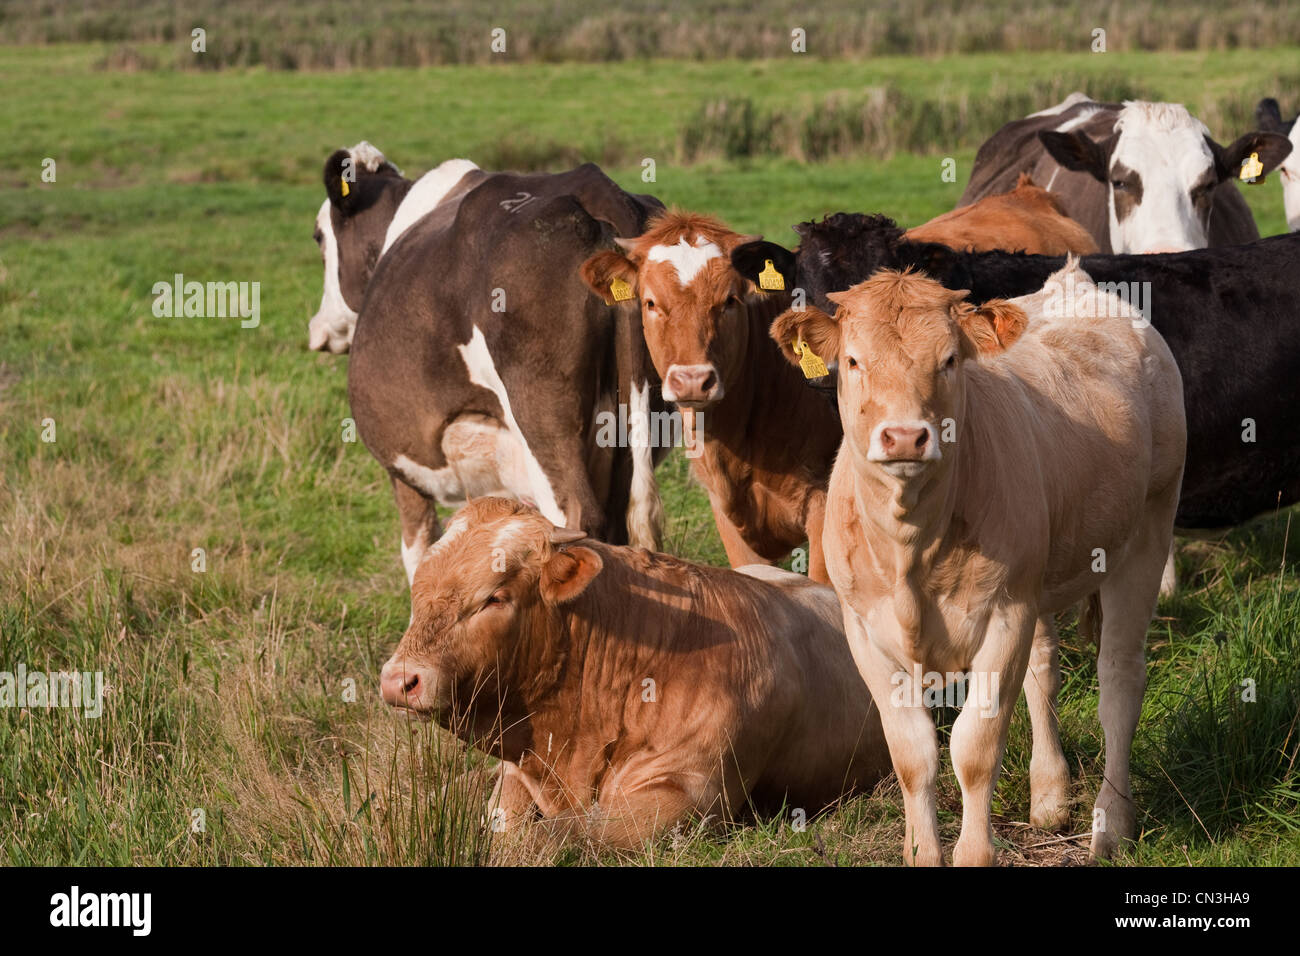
[
  {"left": 609, "top": 277, "right": 633, "bottom": 302},
  {"left": 340, "top": 178, "right": 351, "bottom": 197},
  {"left": 1240, "top": 152, "right": 1264, "bottom": 183},
  {"left": 758, "top": 259, "right": 785, "bottom": 291},
  {"left": 793, "top": 337, "right": 828, "bottom": 379}
]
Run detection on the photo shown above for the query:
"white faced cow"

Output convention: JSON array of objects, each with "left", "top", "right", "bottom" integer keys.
[
  {"left": 1256, "top": 97, "right": 1300, "bottom": 232},
  {"left": 308, "top": 142, "right": 481, "bottom": 352},
  {"left": 961, "top": 96, "right": 1292, "bottom": 253}
]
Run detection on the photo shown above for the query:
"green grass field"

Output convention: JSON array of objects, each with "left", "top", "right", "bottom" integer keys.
[{"left": 1, "top": 44, "right": 1298, "bottom": 865}]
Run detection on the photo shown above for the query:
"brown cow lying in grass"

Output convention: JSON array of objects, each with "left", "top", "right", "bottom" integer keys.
[
  {"left": 905, "top": 172, "right": 1099, "bottom": 255},
  {"left": 379, "top": 496, "right": 890, "bottom": 848}
]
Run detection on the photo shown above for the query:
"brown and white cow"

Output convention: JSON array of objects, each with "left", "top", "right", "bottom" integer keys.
[
  {"left": 772, "top": 261, "right": 1186, "bottom": 865},
  {"left": 378, "top": 497, "right": 891, "bottom": 848},
  {"left": 1256, "top": 97, "right": 1300, "bottom": 232},
  {"left": 308, "top": 142, "right": 482, "bottom": 352},
  {"left": 580, "top": 212, "right": 842, "bottom": 581},
  {"left": 906, "top": 173, "right": 1098, "bottom": 255},
  {"left": 350, "top": 163, "right": 668, "bottom": 583},
  {"left": 961, "top": 95, "right": 1292, "bottom": 253}
]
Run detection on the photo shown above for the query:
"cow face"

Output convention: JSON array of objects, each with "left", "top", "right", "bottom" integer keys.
[
  {"left": 1039, "top": 102, "right": 1291, "bottom": 253},
  {"left": 308, "top": 142, "right": 407, "bottom": 353},
  {"left": 378, "top": 498, "right": 603, "bottom": 718},
  {"left": 580, "top": 213, "right": 769, "bottom": 408},
  {"left": 770, "top": 270, "right": 1026, "bottom": 479},
  {"left": 1256, "top": 97, "right": 1300, "bottom": 232}
]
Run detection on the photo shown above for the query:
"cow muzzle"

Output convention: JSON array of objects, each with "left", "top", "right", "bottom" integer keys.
[
  {"left": 379, "top": 657, "right": 442, "bottom": 715},
  {"left": 867, "top": 420, "right": 941, "bottom": 476},
  {"left": 663, "top": 363, "right": 724, "bottom": 407},
  {"left": 308, "top": 311, "right": 354, "bottom": 354}
]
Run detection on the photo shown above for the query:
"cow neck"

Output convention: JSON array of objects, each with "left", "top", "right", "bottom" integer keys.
[{"left": 691, "top": 294, "right": 837, "bottom": 504}]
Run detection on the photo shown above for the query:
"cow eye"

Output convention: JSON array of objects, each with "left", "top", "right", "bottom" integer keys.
[
  {"left": 726, "top": 294, "right": 743, "bottom": 308},
  {"left": 1111, "top": 179, "right": 1127, "bottom": 191},
  {"left": 482, "top": 590, "right": 508, "bottom": 610},
  {"left": 943, "top": 353, "right": 957, "bottom": 371},
  {"left": 846, "top": 356, "right": 859, "bottom": 369},
  {"left": 313, "top": 229, "right": 323, "bottom": 244}
]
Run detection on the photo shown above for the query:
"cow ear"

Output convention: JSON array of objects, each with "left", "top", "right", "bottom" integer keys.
[
  {"left": 1207, "top": 131, "right": 1293, "bottom": 182},
  {"left": 323, "top": 149, "right": 354, "bottom": 211},
  {"left": 731, "top": 240, "right": 796, "bottom": 292},
  {"left": 953, "top": 299, "right": 1028, "bottom": 357},
  {"left": 580, "top": 250, "right": 639, "bottom": 305},
  {"left": 540, "top": 545, "right": 603, "bottom": 604},
  {"left": 770, "top": 306, "right": 839, "bottom": 369},
  {"left": 1255, "top": 97, "right": 1285, "bottom": 133},
  {"left": 1038, "top": 130, "right": 1114, "bottom": 183}
]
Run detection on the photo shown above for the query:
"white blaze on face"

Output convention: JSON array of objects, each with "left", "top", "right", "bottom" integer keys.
[
  {"left": 382, "top": 158, "right": 480, "bottom": 256},
  {"left": 308, "top": 199, "right": 359, "bottom": 352},
  {"left": 646, "top": 235, "right": 723, "bottom": 286},
  {"left": 1108, "top": 103, "right": 1216, "bottom": 254}
]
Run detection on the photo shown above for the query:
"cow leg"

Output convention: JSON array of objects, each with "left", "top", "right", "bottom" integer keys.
[
  {"left": 392, "top": 477, "right": 441, "bottom": 586},
  {"left": 950, "top": 603, "right": 1035, "bottom": 867},
  {"left": 1024, "top": 614, "right": 1070, "bottom": 830},
  {"left": 841, "top": 609, "right": 943, "bottom": 865},
  {"left": 708, "top": 497, "right": 768, "bottom": 569},
  {"left": 1092, "top": 514, "right": 1169, "bottom": 860},
  {"left": 486, "top": 761, "right": 540, "bottom": 835},
  {"left": 805, "top": 492, "right": 830, "bottom": 584},
  {"left": 590, "top": 775, "right": 714, "bottom": 850},
  {"left": 1159, "top": 540, "right": 1177, "bottom": 598}
]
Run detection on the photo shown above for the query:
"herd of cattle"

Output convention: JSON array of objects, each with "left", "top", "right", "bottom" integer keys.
[{"left": 305, "top": 95, "right": 1300, "bottom": 864}]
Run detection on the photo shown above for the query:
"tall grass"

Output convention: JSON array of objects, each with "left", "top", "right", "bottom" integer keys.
[
  {"left": 680, "top": 71, "right": 1300, "bottom": 162},
  {"left": 1, "top": 0, "right": 1298, "bottom": 70}
]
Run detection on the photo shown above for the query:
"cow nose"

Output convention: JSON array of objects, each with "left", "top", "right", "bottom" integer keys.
[
  {"left": 881, "top": 426, "right": 928, "bottom": 459},
  {"left": 379, "top": 660, "right": 422, "bottom": 707},
  {"left": 665, "top": 364, "right": 723, "bottom": 404}
]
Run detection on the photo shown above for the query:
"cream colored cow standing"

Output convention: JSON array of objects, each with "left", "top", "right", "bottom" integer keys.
[{"left": 771, "top": 260, "right": 1185, "bottom": 865}]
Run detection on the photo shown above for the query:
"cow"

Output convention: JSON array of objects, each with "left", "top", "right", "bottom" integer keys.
[
  {"left": 378, "top": 497, "right": 892, "bottom": 848},
  {"left": 308, "top": 141, "right": 481, "bottom": 353},
  {"left": 960, "top": 95, "right": 1292, "bottom": 253},
  {"left": 579, "top": 211, "right": 842, "bottom": 582},
  {"left": 349, "top": 163, "right": 668, "bottom": 584},
  {"left": 770, "top": 263, "right": 1186, "bottom": 864},
  {"left": 905, "top": 172, "right": 1099, "bottom": 255},
  {"left": 1255, "top": 97, "right": 1300, "bottom": 232}
]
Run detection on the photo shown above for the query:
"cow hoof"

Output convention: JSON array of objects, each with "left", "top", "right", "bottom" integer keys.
[
  {"left": 952, "top": 837, "right": 996, "bottom": 867},
  {"left": 1029, "top": 800, "right": 1070, "bottom": 832}
]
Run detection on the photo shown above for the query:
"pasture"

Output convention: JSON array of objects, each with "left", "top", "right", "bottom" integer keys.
[{"left": 1, "top": 41, "right": 1299, "bottom": 865}]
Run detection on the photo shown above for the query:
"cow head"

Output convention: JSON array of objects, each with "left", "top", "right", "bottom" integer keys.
[
  {"left": 308, "top": 142, "right": 408, "bottom": 353},
  {"left": 579, "top": 212, "right": 787, "bottom": 408},
  {"left": 1256, "top": 97, "right": 1300, "bottom": 232},
  {"left": 770, "top": 270, "right": 1026, "bottom": 481},
  {"left": 1038, "top": 101, "right": 1291, "bottom": 253},
  {"left": 379, "top": 498, "right": 603, "bottom": 726}
]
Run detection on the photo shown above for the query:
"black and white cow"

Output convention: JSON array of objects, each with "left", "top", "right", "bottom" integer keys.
[
  {"left": 308, "top": 141, "right": 481, "bottom": 353},
  {"left": 347, "top": 164, "right": 667, "bottom": 583},
  {"left": 734, "top": 215, "right": 1300, "bottom": 545},
  {"left": 1256, "top": 98, "right": 1300, "bottom": 232},
  {"left": 961, "top": 95, "right": 1292, "bottom": 253}
]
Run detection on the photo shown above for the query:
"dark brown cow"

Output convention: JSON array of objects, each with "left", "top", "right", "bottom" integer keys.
[
  {"left": 961, "top": 95, "right": 1291, "bottom": 253},
  {"left": 580, "top": 212, "right": 841, "bottom": 582},
  {"left": 378, "top": 497, "right": 891, "bottom": 848},
  {"left": 349, "top": 164, "right": 667, "bottom": 583}
]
